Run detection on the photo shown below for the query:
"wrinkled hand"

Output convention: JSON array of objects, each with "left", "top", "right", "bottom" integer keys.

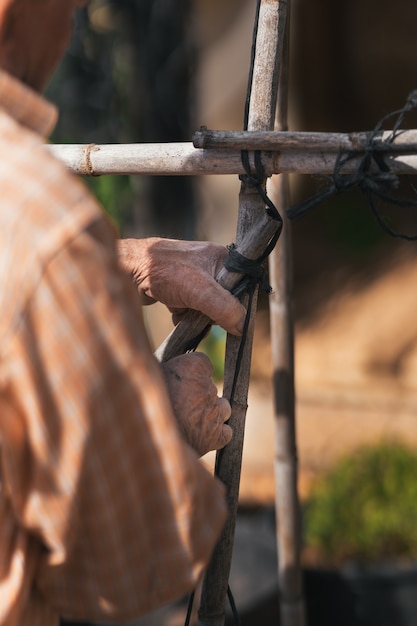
[
  {"left": 117, "top": 237, "right": 245, "bottom": 336},
  {"left": 161, "top": 353, "right": 232, "bottom": 457}
]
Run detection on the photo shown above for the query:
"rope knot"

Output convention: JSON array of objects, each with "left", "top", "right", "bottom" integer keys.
[
  {"left": 405, "top": 90, "right": 417, "bottom": 110},
  {"left": 286, "top": 91, "right": 417, "bottom": 241},
  {"left": 359, "top": 170, "right": 399, "bottom": 196},
  {"left": 225, "top": 243, "right": 272, "bottom": 296},
  {"left": 239, "top": 149, "right": 265, "bottom": 189}
]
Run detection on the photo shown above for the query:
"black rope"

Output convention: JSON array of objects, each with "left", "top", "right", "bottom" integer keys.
[
  {"left": 182, "top": 323, "right": 213, "bottom": 354},
  {"left": 184, "top": 585, "right": 241, "bottom": 626},
  {"left": 286, "top": 90, "right": 417, "bottom": 241},
  {"left": 240, "top": 151, "right": 283, "bottom": 231},
  {"left": 225, "top": 244, "right": 272, "bottom": 297},
  {"left": 237, "top": 150, "right": 283, "bottom": 264},
  {"left": 184, "top": 590, "right": 195, "bottom": 626},
  {"left": 227, "top": 584, "right": 242, "bottom": 626}
]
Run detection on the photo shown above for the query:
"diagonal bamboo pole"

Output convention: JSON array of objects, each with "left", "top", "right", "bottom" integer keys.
[
  {"left": 268, "top": 7, "right": 306, "bottom": 625},
  {"left": 197, "top": 2, "right": 288, "bottom": 625}
]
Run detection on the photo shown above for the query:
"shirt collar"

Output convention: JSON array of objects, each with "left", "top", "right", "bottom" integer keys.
[{"left": 0, "top": 69, "right": 58, "bottom": 137}]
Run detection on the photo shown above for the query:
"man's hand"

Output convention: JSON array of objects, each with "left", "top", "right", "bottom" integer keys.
[
  {"left": 161, "top": 353, "right": 232, "bottom": 457},
  {"left": 117, "top": 237, "right": 245, "bottom": 336}
]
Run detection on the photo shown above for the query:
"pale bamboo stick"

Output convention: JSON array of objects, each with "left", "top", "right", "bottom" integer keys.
[
  {"left": 269, "top": 179, "right": 306, "bottom": 626},
  {"left": 268, "top": 6, "right": 306, "bottom": 622},
  {"left": 47, "top": 141, "right": 417, "bottom": 177}
]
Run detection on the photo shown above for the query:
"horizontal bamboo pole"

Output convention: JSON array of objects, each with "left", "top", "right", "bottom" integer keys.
[
  {"left": 47, "top": 140, "right": 417, "bottom": 176},
  {"left": 193, "top": 128, "right": 417, "bottom": 152}
]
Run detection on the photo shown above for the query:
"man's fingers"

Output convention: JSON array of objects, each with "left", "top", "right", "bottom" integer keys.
[
  {"left": 118, "top": 238, "right": 246, "bottom": 336},
  {"left": 189, "top": 351, "right": 215, "bottom": 378},
  {"left": 182, "top": 280, "right": 246, "bottom": 336},
  {"left": 218, "top": 396, "right": 232, "bottom": 423},
  {"left": 218, "top": 424, "right": 233, "bottom": 449},
  {"left": 211, "top": 399, "right": 232, "bottom": 451}
]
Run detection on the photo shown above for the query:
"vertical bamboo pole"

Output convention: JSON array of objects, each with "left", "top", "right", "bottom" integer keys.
[
  {"left": 197, "top": 2, "right": 288, "bottom": 625},
  {"left": 268, "top": 6, "right": 306, "bottom": 626}
]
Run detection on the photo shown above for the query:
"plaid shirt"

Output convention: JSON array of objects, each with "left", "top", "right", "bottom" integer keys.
[{"left": 0, "top": 70, "right": 226, "bottom": 626}]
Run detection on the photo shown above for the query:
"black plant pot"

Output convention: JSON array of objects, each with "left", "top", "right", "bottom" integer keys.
[{"left": 304, "top": 563, "right": 417, "bottom": 626}]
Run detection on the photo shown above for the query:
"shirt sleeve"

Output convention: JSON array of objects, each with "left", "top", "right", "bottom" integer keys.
[{"left": 1, "top": 216, "right": 227, "bottom": 623}]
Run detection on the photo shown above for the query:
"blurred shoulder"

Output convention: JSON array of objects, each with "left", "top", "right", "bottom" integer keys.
[{"left": 0, "top": 107, "right": 111, "bottom": 345}]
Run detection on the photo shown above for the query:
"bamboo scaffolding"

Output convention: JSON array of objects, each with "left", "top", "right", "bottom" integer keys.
[
  {"left": 45, "top": 13, "right": 417, "bottom": 626},
  {"left": 268, "top": 6, "right": 306, "bottom": 625},
  {"left": 34, "top": 3, "right": 416, "bottom": 626},
  {"left": 48, "top": 135, "right": 417, "bottom": 177}
]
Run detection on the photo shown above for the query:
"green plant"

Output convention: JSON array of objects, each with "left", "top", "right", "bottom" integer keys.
[
  {"left": 84, "top": 175, "right": 133, "bottom": 232},
  {"left": 303, "top": 441, "right": 417, "bottom": 566},
  {"left": 200, "top": 326, "right": 226, "bottom": 382}
]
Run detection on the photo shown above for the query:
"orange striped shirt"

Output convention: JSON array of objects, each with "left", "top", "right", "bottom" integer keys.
[{"left": 0, "top": 70, "right": 226, "bottom": 626}]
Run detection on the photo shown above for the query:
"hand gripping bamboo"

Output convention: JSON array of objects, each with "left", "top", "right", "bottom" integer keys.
[{"left": 154, "top": 208, "right": 279, "bottom": 363}]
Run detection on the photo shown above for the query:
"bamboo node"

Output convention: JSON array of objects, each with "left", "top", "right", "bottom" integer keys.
[{"left": 81, "top": 143, "right": 99, "bottom": 177}]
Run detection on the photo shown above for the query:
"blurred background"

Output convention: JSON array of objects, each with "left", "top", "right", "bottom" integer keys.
[{"left": 49, "top": 0, "right": 417, "bottom": 622}]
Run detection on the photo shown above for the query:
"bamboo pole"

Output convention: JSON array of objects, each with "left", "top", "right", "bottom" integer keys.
[
  {"left": 268, "top": 7, "right": 306, "bottom": 625},
  {"left": 47, "top": 137, "right": 417, "bottom": 177},
  {"left": 193, "top": 128, "right": 417, "bottom": 152},
  {"left": 270, "top": 176, "right": 306, "bottom": 626},
  {"left": 197, "top": 2, "right": 288, "bottom": 625}
]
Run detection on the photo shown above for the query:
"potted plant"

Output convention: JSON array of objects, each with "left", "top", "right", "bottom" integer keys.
[{"left": 302, "top": 441, "right": 417, "bottom": 626}]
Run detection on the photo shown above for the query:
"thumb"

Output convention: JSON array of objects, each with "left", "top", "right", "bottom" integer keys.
[{"left": 182, "top": 278, "right": 246, "bottom": 336}]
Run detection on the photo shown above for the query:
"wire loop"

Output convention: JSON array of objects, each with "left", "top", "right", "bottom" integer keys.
[{"left": 286, "top": 91, "right": 417, "bottom": 241}]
